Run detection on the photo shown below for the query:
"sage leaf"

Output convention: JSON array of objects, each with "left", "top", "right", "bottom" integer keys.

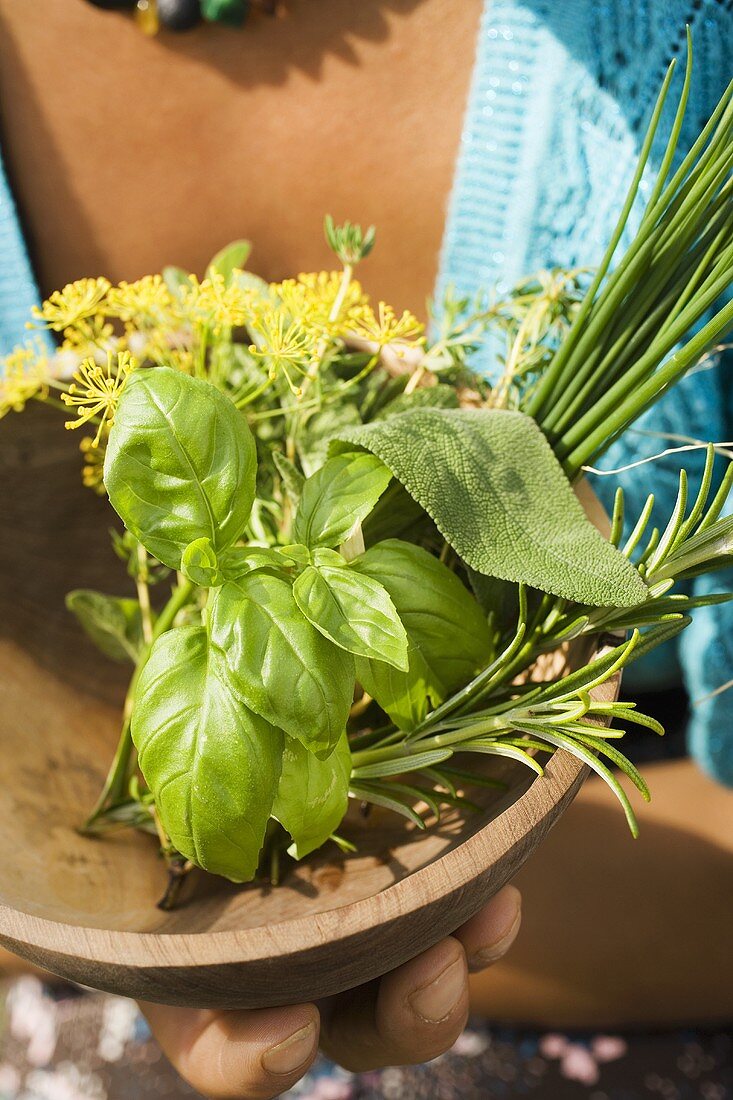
[
  {"left": 353, "top": 540, "right": 492, "bottom": 729},
  {"left": 65, "top": 589, "right": 144, "bottom": 663},
  {"left": 105, "top": 368, "right": 257, "bottom": 570},
  {"left": 209, "top": 572, "right": 354, "bottom": 757},
  {"left": 293, "top": 452, "right": 392, "bottom": 549},
  {"left": 293, "top": 561, "right": 409, "bottom": 671},
  {"left": 272, "top": 732, "right": 351, "bottom": 859},
  {"left": 132, "top": 626, "right": 282, "bottom": 882},
  {"left": 333, "top": 408, "right": 647, "bottom": 607},
  {"left": 206, "top": 239, "right": 251, "bottom": 284}
]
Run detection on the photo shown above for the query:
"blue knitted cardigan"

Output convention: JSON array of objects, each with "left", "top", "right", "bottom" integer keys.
[{"left": 1, "top": 0, "right": 732, "bottom": 781}]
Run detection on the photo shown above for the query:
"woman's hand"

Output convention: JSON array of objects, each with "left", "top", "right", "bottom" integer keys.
[{"left": 141, "top": 884, "right": 521, "bottom": 1099}]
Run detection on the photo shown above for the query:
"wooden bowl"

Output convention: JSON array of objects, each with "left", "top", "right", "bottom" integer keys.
[{"left": 0, "top": 409, "right": 613, "bottom": 1009}]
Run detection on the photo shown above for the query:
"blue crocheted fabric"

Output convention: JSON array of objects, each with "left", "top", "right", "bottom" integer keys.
[
  {"left": 0, "top": 145, "right": 53, "bottom": 358},
  {"left": 439, "top": 0, "right": 733, "bottom": 784},
  {"left": 1, "top": 0, "right": 731, "bottom": 781}
]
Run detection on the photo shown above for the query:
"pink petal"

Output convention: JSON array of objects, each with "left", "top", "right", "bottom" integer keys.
[{"left": 561, "top": 1044, "right": 600, "bottom": 1085}]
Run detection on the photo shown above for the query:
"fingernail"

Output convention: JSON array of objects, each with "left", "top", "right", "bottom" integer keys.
[
  {"left": 468, "top": 904, "right": 522, "bottom": 971},
  {"left": 409, "top": 955, "right": 465, "bottom": 1023},
  {"left": 262, "top": 1022, "right": 317, "bottom": 1076}
]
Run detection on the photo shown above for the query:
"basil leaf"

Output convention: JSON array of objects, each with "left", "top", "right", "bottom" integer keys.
[
  {"left": 333, "top": 408, "right": 647, "bottom": 607},
  {"left": 293, "top": 561, "right": 409, "bottom": 671},
  {"left": 293, "top": 453, "right": 392, "bottom": 550},
  {"left": 65, "top": 589, "right": 144, "bottom": 663},
  {"left": 272, "top": 732, "right": 351, "bottom": 859},
  {"left": 132, "top": 626, "right": 282, "bottom": 882},
  {"left": 105, "top": 368, "right": 257, "bottom": 571},
  {"left": 181, "top": 537, "right": 222, "bottom": 587},
  {"left": 206, "top": 239, "right": 251, "bottom": 284},
  {"left": 353, "top": 540, "right": 492, "bottom": 729},
  {"left": 217, "top": 545, "right": 288, "bottom": 580},
  {"left": 209, "top": 572, "right": 354, "bottom": 758}
]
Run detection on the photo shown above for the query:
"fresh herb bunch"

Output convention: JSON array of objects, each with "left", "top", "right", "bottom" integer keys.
[{"left": 2, "top": 40, "right": 732, "bottom": 899}]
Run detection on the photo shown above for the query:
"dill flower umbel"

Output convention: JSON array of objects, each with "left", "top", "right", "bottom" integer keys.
[
  {"left": 0, "top": 344, "right": 51, "bottom": 418},
  {"left": 249, "top": 306, "right": 315, "bottom": 394},
  {"left": 273, "top": 271, "right": 368, "bottom": 338},
  {"left": 182, "top": 273, "right": 250, "bottom": 333},
  {"left": 79, "top": 431, "right": 108, "bottom": 495},
  {"left": 107, "top": 275, "right": 176, "bottom": 325},
  {"left": 32, "top": 277, "right": 112, "bottom": 332},
  {"left": 62, "top": 351, "right": 136, "bottom": 445},
  {"left": 350, "top": 302, "right": 425, "bottom": 349}
]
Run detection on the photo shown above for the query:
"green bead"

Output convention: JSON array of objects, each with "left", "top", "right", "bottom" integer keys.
[{"left": 200, "top": 0, "right": 249, "bottom": 26}]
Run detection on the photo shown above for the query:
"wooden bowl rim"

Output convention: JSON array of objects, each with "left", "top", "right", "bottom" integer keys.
[{"left": 0, "top": 745, "right": 587, "bottom": 971}]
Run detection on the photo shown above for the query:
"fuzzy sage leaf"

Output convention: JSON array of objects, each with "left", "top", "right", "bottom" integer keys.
[
  {"left": 132, "top": 626, "right": 283, "bottom": 883},
  {"left": 333, "top": 408, "right": 648, "bottom": 607},
  {"left": 105, "top": 368, "right": 257, "bottom": 570}
]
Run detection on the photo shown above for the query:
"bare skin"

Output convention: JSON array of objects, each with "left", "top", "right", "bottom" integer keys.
[
  {"left": 0, "top": 1, "right": 732, "bottom": 1095},
  {"left": 0, "top": 0, "right": 480, "bottom": 312}
]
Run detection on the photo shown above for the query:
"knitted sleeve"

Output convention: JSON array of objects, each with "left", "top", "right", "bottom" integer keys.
[
  {"left": 0, "top": 147, "right": 52, "bottom": 356},
  {"left": 438, "top": 0, "right": 733, "bottom": 783}
]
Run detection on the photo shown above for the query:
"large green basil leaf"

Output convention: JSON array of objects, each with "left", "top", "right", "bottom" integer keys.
[
  {"left": 65, "top": 589, "right": 144, "bottom": 663},
  {"left": 293, "top": 453, "right": 392, "bottom": 550},
  {"left": 105, "top": 368, "right": 257, "bottom": 570},
  {"left": 353, "top": 540, "right": 492, "bottom": 729},
  {"left": 332, "top": 408, "right": 647, "bottom": 608},
  {"left": 293, "top": 559, "right": 409, "bottom": 671},
  {"left": 131, "top": 625, "right": 282, "bottom": 882},
  {"left": 209, "top": 572, "right": 353, "bottom": 758},
  {"left": 272, "top": 732, "right": 351, "bottom": 859}
]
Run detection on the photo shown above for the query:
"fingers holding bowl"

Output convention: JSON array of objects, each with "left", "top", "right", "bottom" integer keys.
[
  {"left": 455, "top": 883, "right": 522, "bottom": 971},
  {"left": 320, "top": 885, "right": 522, "bottom": 1073},
  {"left": 140, "top": 1001, "right": 320, "bottom": 1100}
]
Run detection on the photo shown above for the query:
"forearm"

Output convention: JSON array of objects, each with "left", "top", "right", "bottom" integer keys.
[{"left": 469, "top": 757, "right": 733, "bottom": 1028}]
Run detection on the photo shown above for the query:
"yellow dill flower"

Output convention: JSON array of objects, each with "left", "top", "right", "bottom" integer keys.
[
  {"left": 107, "top": 275, "right": 176, "bottom": 325},
  {"left": 272, "top": 271, "right": 368, "bottom": 337},
  {"left": 80, "top": 431, "right": 108, "bottom": 495},
  {"left": 32, "top": 278, "right": 112, "bottom": 331},
  {"left": 61, "top": 315, "right": 117, "bottom": 359},
  {"left": 350, "top": 302, "right": 425, "bottom": 348},
  {"left": 183, "top": 273, "right": 250, "bottom": 333},
  {"left": 61, "top": 351, "right": 135, "bottom": 446},
  {"left": 0, "top": 344, "right": 51, "bottom": 418},
  {"left": 249, "top": 306, "right": 315, "bottom": 395}
]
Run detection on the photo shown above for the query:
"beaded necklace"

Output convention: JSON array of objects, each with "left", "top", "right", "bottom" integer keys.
[{"left": 85, "top": 0, "right": 283, "bottom": 35}]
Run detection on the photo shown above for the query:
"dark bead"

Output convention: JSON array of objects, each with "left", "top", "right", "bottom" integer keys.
[
  {"left": 85, "top": 0, "right": 137, "bottom": 9},
  {"left": 158, "top": 0, "right": 202, "bottom": 29}
]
